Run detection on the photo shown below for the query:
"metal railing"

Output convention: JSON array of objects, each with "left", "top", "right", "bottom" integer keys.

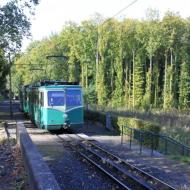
[{"left": 121, "top": 125, "right": 190, "bottom": 157}]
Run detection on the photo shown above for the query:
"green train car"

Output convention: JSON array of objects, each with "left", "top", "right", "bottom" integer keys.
[
  {"left": 19, "top": 80, "right": 84, "bottom": 130},
  {"left": 19, "top": 84, "right": 29, "bottom": 114}
]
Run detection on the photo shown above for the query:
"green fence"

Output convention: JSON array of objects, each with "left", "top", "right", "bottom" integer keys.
[{"left": 122, "top": 125, "right": 190, "bottom": 156}]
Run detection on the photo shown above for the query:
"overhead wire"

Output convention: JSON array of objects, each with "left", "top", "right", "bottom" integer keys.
[
  {"left": 96, "top": 0, "right": 139, "bottom": 90},
  {"left": 112, "top": 0, "right": 138, "bottom": 18}
]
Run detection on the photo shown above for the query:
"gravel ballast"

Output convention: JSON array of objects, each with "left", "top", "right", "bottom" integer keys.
[
  {"left": 27, "top": 127, "right": 120, "bottom": 190},
  {"left": 72, "top": 121, "right": 190, "bottom": 190}
]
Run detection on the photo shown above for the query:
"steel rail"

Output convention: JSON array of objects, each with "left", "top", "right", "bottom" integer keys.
[
  {"left": 57, "top": 134, "right": 131, "bottom": 189},
  {"left": 77, "top": 150, "right": 132, "bottom": 190},
  {"left": 74, "top": 133, "right": 177, "bottom": 190},
  {"left": 58, "top": 134, "right": 156, "bottom": 190},
  {"left": 77, "top": 141, "right": 154, "bottom": 190}
]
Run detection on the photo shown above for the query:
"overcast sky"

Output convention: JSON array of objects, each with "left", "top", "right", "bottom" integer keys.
[{"left": 21, "top": 0, "right": 190, "bottom": 51}]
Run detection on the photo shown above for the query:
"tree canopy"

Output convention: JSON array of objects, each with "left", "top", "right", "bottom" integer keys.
[
  {"left": 0, "top": 0, "right": 39, "bottom": 92},
  {"left": 13, "top": 10, "right": 190, "bottom": 111}
]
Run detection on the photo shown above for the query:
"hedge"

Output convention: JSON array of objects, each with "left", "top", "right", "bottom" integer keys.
[
  {"left": 85, "top": 110, "right": 160, "bottom": 132},
  {"left": 84, "top": 110, "right": 160, "bottom": 148}
]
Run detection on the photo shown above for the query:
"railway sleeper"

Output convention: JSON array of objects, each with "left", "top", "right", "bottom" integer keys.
[
  {"left": 77, "top": 143, "right": 156, "bottom": 190},
  {"left": 58, "top": 134, "right": 176, "bottom": 190},
  {"left": 79, "top": 140, "right": 176, "bottom": 190}
]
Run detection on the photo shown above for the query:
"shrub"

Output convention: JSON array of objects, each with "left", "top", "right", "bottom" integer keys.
[
  {"left": 84, "top": 110, "right": 160, "bottom": 133},
  {"left": 84, "top": 109, "right": 160, "bottom": 148}
]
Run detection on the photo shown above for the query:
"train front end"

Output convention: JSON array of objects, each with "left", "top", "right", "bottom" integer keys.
[{"left": 42, "top": 85, "right": 83, "bottom": 130}]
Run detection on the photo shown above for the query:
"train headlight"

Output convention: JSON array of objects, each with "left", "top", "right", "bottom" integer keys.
[{"left": 63, "top": 113, "right": 68, "bottom": 119}]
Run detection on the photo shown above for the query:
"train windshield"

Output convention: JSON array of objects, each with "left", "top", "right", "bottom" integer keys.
[
  {"left": 48, "top": 91, "right": 65, "bottom": 106},
  {"left": 66, "top": 89, "right": 82, "bottom": 107}
]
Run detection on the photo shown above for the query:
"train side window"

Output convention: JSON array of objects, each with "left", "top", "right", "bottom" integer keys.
[{"left": 40, "top": 92, "right": 44, "bottom": 106}]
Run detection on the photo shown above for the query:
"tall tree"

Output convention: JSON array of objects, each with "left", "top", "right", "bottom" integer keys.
[
  {"left": 162, "top": 12, "right": 185, "bottom": 109},
  {"left": 141, "top": 10, "right": 161, "bottom": 107},
  {"left": 0, "top": 0, "right": 39, "bottom": 93}
]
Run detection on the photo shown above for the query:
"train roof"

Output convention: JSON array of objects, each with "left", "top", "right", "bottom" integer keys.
[
  {"left": 39, "top": 84, "right": 82, "bottom": 89},
  {"left": 38, "top": 80, "right": 79, "bottom": 86},
  {"left": 21, "top": 80, "right": 81, "bottom": 90}
]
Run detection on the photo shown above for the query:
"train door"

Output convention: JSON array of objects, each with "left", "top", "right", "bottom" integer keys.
[{"left": 39, "top": 91, "right": 44, "bottom": 128}]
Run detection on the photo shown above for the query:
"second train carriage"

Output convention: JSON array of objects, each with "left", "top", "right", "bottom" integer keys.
[
  {"left": 20, "top": 80, "right": 84, "bottom": 130},
  {"left": 19, "top": 84, "right": 29, "bottom": 114}
]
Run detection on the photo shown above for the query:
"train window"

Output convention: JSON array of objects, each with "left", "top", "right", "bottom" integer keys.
[
  {"left": 48, "top": 91, "right": 65, "bottom": 106},
  {"left": 66, "top": 89, "right": 82, "bottom": 107}
]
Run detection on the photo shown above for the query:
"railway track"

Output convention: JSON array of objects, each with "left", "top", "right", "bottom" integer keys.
[{"left": 57, "top": 133, "right": 176, "bottom": 190}]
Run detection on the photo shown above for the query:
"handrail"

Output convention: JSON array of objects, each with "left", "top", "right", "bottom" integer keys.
[{"left": 122, "top": 125, "right": 190, "bottom": 156}]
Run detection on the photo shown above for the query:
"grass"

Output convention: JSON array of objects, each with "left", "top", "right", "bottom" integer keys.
[
  {"left": 169, "top": 155, "right": 190, "bottom": 164},
  {"left": 88, "top": 104, "right": 190, "bottom": 146},
  {"left": 0, "top": 95, "right": 3, "bottom": 102}
]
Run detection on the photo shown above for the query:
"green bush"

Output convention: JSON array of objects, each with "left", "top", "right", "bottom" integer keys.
[
  {"left": 114, "top": 116, "right": 160, "bottom": 148},
  {"left": 84, "top": 110, "right": 160, "bottom": 148}
]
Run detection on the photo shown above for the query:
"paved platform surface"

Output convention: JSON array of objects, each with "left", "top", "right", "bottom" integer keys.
[{"left": 73, "top": 121, "right": 190, "bottom": 190}]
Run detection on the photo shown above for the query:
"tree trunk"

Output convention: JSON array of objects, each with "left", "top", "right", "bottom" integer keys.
[
  {"left": 124, "top": 59, "right": 129, "bottom": 107},
  {"left": 81, "top": 63, "right": 84, "bottom": 86},
  {"left": 173, "top": 52, "right": 178, "bottom": 106},
  {"left": 86, "top": 62, "right": 88, "bottom": 88},
  {"left": 170, "top": 48, "right": 173, "bottom": 98},
  {"left": 132, "top": 50, "right": 135, "bottom": 108},
  {"left": 111, "top": 62, "right": 114, "bottom": 92},
  {"left": 129, "top": 58, "right": 132, "bottom": 107},
  {"left": 149, "top": 55, "right": 153, "bottom": 105},
  {"left": 154, "top": 60, "right": 158, "bottom": 107},
  {"left": 163, "top": 52, "right": 168, "bottom": 110},
  {"left": 95, "top": 32, "right": 99, "bottom": 90}
]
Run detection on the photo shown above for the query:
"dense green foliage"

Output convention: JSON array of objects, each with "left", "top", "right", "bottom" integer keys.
[{"left": 13, "top": 11, "right": 190, "bottom": 110}]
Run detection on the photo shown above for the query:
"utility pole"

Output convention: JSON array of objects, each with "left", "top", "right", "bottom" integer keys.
[{"left": 8, "top": 53, "right": 13, "bottom": 117}]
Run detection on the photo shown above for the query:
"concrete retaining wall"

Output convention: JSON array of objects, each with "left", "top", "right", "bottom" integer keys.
[{"left": 16, "top": 121, "right": 61, "bottom": 190}]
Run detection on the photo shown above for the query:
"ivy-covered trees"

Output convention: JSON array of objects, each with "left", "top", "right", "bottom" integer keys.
[{"left": 13, "top": 11, "right": 190, "bottom": 111}]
